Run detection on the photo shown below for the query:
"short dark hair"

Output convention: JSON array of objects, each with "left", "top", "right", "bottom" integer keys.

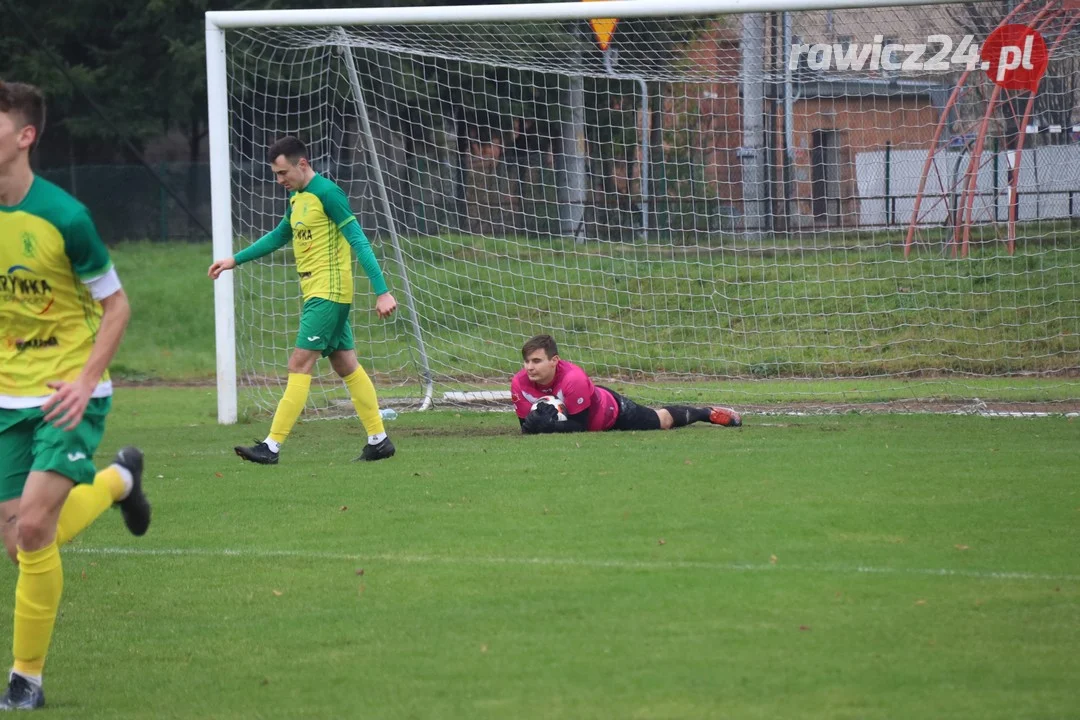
[
  {"left": 267, "top": 135, "right": 307, "bottom": 164},
  {"left": 0, "top": 80, "right": 46, "bottom": 150},
  {"left": 521, "top": 334, "right": 558, "bottom": 360}
]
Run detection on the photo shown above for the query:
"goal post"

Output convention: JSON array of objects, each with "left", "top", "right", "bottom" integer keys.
[
  {"left": 206, "top": 23, "right": 236, "bottom": 424},
  {"left": 207, "top": 0, "right": 1080, "bottom": 423}
]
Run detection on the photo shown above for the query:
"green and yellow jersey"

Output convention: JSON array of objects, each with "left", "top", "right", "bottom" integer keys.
[
  {"left": 0, "top": 177, "right": 114, "bottom": 407},
  {"left": 235, "top": 173, "right": 388, "bottom": 303}
]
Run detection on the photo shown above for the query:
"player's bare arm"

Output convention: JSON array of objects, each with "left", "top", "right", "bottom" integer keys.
[
  {"left": 375, "top": 292, "right": 397, "bottom": 318},
  {"left": 42, "top": 289, "right": 130, "bottom": 431},
  {"left": 208, "top": 256, "right": 237, "bottom": 279}
]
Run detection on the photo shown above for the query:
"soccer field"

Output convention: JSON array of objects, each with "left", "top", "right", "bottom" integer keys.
[{"left": 4, "top": 387, "right": 1077, "bottom": 719}]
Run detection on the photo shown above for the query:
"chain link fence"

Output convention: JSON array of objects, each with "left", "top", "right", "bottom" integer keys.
[{"left": 38, "top": 164, "right": 212, "bottom": 243}]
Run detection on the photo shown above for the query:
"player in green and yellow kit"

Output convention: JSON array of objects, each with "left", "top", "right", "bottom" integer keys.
[
  {"left": 0, "top": 80, "right": 151, "bottom": 711},
  {"left": 209, "top": 136, "right": 398, "bottom": 464}
]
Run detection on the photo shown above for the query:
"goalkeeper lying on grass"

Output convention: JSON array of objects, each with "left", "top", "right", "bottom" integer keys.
[{"left": 510, "top": 334, "right": 742, "bottom": 434}]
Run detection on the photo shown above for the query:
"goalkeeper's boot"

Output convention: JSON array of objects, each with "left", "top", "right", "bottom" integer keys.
[
  {"left": 0, "top": 673, "right": 45, "bottom": 710},
  {"left": 114, "top": 446, "right": 151, "bottom": 536},
  {"left": 235, "top": 440, "right": 279, "bottom": 465},
  {"left": 353, "top": 436, "right": 395, "bottom": 462},
  {"left": 708, "top": 406, "right": 742, "bottom": 427}
]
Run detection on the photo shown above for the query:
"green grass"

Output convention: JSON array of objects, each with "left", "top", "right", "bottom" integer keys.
[
  {"left": 339, "top": 234, "right": 1080, "bottom": 379},
  {"left": 107, "top": 238, "right": 1079, "bottom": 407},
  {"left": 425, "top": 376, "right": 1080, "bottom": 407},
  {"left": 3, "top": 387, "right": 1077, "bottom": 718},
  {"left": 111, "top": 241, "right": 215, "bottom": 381}
]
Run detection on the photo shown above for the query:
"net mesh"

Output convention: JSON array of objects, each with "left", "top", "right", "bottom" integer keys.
[{"left": 221, "top": 1, "right": 1080, "bottom": 414}]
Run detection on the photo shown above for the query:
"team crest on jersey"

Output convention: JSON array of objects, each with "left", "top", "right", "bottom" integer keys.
[{"left": 21, "top": 232, "right": 36, "bottom": 258}]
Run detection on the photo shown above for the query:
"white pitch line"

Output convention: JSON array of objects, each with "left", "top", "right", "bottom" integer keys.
[{"left": 65, "top": 546, "right": 1080, "bottom": 583}]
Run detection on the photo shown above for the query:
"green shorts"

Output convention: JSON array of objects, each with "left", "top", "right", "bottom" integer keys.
[
  {"left": 296, "top": 298, "right": 355, "bottom": 357},
  {"left": 0, "top": 396, "right": 112, "bottom": 502}
]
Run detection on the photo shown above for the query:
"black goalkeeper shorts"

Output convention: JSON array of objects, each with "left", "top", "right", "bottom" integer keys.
[{"left": 599, "top": 387, "right": 662, "bottom": 431}]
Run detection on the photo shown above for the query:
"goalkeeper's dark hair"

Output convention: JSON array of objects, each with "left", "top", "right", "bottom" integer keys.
[
  {"left": 0, "top": 80, "right": 45, "bottom": 150},
  {"left": 268, "top": 135, "right": 308, "bottom": 164},
  {"left": 522, "top": 334, "right": 558, "bottom": 360}
]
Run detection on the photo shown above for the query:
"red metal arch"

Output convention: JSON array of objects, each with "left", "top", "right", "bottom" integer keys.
[{"left": 905, "top": 0, "right": 1080, "bottom": 257}]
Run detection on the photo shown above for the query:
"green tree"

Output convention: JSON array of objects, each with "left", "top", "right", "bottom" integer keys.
[{"left": 1, "top": 0, "right": 712, "bottom": 240}]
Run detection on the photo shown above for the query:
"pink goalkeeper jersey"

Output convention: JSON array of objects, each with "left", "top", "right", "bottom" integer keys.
[{"left": 510, "top": 359, "right": 619, "bottom": 432}]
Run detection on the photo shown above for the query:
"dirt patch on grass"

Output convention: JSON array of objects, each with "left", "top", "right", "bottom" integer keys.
[
  {"left": 398, "top": 424, "right": 521, "bottom": 438},
  {"left": 739, "top": 400, "right": 1080, "bottom": 416}
]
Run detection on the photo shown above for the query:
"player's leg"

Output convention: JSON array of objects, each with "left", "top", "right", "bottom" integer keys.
[
  {"left": 57, "top": 446, "right": 151, "bottom": 544},
  {"left": 1, "top": 499, "right": 19, "bottom": 565},
  {"left": 3, "top": 411, "right": 101, "bottom": 710},
  {"left": 2, "top": 403, "right": 149, "bottom": 563},
  {"left": 603, "top": 389, "right": 743, "bottom": 431},
  {"left": 235, "top": 299, "right": 331, "bottom": 463},
  {"left": 0, "top": 410, "right": 70, "bottom": 564},
  {"left": 54, "top": 398, "right": 150, "bottom": 544},
  {"left": 0, "top": 410, "right": 34, "bottom": 564},
  {"left": 1, "top": 469, "right": 71, "bottom": 710},
  {"left": 325, "top": 309, "right": 395, "bottom": 462},
  {"left": 1, "top": 403, "right": 151, "bottom": 709},
  {"left": 7, "top": 456, "right": 150, "bottom": 564},
  {"left": 235, "top": 344, "right": 318, "bottom": 464},
  {"left": 330, "top": 350, "right": 395, "bottom": 462},
  {"left": 607, "top": 390, "right": 664, "bottom": 432},
  {"left": 270, "top": 346, "right": 319, "bottom": 442},
  {"left": 659, "top": 405, "right": 742, "bottom": 428}
]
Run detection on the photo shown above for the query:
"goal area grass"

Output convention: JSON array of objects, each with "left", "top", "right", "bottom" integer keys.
[
  {"left": 13, "top": 386, "right": 1077, "bottom": 719},
  {"left": 112, "top": 238, "right": 1078, "bottom": 412},
  {"left": 8, "top": 237, "right": 1076, "bottom": 716}
]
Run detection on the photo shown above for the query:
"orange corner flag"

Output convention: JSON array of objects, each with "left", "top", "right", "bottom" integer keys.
[{"left": 583, "top": 0, "right": 618, "bottom": 51}]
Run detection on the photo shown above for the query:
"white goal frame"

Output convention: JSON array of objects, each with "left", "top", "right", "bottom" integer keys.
[{"left": 207, "top": 0, "right": 962, "bottom": 424}]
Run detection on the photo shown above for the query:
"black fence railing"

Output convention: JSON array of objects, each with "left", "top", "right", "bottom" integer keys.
[{"left": 36, "top": 163, "right": 1080, "bottom": 244}]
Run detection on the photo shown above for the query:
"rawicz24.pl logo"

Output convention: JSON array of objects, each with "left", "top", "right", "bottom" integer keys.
[{"left": 790, "top": 25, "right": 1048, "bottom": 91}]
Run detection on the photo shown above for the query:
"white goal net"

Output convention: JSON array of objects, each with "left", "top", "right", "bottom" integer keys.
[{"left": 207, "top": 0, "right": 1080, "bottom": 421}]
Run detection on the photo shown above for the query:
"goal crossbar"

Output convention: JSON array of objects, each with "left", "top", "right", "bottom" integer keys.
[{"left": 205, "top": 0, "right": 958, "bottom": 31}]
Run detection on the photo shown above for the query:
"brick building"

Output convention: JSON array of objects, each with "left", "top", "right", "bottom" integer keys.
[{"left": 678, "top": 8, "right": 958, "bottom": 229}]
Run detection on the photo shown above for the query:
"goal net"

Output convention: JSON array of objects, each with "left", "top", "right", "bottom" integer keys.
[{"left": 207, "top": 0, "right": 1080, "bottom": 421}]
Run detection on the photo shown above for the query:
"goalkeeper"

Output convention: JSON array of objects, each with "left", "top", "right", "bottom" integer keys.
[
  {"left": 511, "top": 335, "right": 742, "bottom": 434},
  {"left": 209, "top": 136, "right": 397, "bottom": 463}
]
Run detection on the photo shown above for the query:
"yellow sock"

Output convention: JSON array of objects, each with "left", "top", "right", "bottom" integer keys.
[
  {"left": 12, "top": 543, "right": 63, "bottom": 678},
  {"left": 55, "top": 467, "right": 126, "bottom": 546},
  {"left": 343, "top": 367, "right": 385, "bottom": 437},
  {"left": 268, "top": 373, "right": 312, "bottom": 445}
]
